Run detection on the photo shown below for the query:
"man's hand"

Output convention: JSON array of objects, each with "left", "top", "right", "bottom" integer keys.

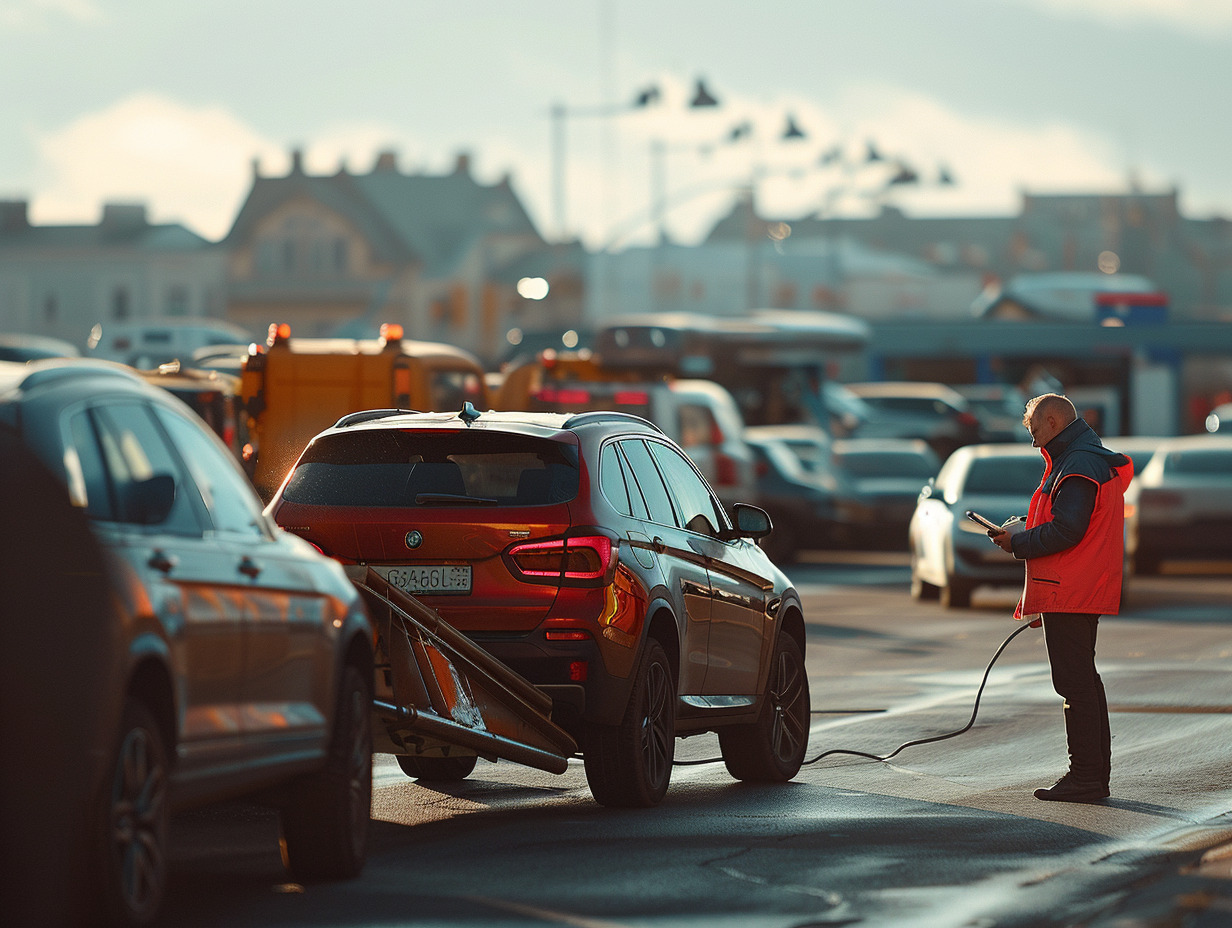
[{"left": 990, "top": 517, "right": 1025, "bottom": 553}]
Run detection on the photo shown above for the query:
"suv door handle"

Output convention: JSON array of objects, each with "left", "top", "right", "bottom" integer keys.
[
  {"left": 148, "top": 550, "right": 177, "bottom": 573},
  {"left": 652, "top": 536, "right": 666, "bottom": 553},
  {"left": 237, "top": 557, "right": 262, "bottom": 580}
]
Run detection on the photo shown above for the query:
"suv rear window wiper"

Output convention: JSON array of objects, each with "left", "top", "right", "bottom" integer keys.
[{"left": 413, "top": 493, "right": 497, "bottom": 505}]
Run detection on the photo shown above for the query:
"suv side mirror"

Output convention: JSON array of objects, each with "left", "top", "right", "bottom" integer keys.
[{"left": 720, "top": 502, "right": 772, "bottom": 541}]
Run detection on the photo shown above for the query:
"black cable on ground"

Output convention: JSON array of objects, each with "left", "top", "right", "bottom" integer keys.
[{"left": 672, "top": 620, "right": 1037, "bottom": 768}]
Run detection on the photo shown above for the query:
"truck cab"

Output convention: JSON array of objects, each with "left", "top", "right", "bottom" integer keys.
[{"left": 241, "top": 323, "right": 488, "bottom": 499}]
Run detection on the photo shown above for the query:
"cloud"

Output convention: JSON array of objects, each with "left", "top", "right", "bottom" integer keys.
[
  {"left": 0, "top": 0, "right": 102, "bottom": 29},
  {"left": 1014, "top": 0, "right": 1232, "bottom": 34},
  {"left": 31, "top": 93, "right": 285, "bottom": 239}
]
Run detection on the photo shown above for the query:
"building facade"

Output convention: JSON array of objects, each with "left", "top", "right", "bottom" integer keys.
[
  {"left": 0, "top": 200, "right": 227, "bottom": 350},
  {"left": 223, "top": 150, "right": 567, "bottom": 367}
]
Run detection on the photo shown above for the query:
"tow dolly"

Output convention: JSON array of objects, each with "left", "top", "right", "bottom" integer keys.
[{"left": 353, "top": 568, "right": 577, "bottom": 775}]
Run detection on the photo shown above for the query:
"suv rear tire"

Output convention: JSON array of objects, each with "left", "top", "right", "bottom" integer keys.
[
  {"left": 395, "top": 753, "right": 477, "bottom": 781},
  {"left": 99, "top": 699, "right": 170, "bottom": 927},
  {"left": 583, "top": 639, "right": 675, "bottom": 807},
  {"left": 279, "top": 664, "right": 372, "bottom": 882},
  {"left": 720, "top": 633, "right": 809, "bottom": 782}
]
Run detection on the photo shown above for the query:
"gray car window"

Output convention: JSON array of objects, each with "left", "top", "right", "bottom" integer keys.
[
  {"left": 619, "top": 439, "right": 677, "bottom": 527},
  {"left": 68, "top": 411, "right": 114, "bottom": 521},
  {"left": 648, "top": 440, "right": 728, "bottom": 536},
  {"left": 153, "top": 405, "right": 268, "bottom": 538},
  {"left": 91, "top": 402, "right": 201, "bottom": 536}
]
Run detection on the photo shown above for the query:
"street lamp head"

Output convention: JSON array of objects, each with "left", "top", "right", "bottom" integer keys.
[
  {"left": 782, "top": 115, "right": 806, "bottom": 141},
  {"left": 690, "top": 78, "right": 720, "bottom": 108},
  {"left": 632, "top": 84, "right": 662, "bottom": 108},
  {"left": 887, "top": 162, "right": 920, "bottom": 186}
]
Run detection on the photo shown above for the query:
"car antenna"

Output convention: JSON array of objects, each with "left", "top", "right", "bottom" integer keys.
[{"left": 459, "top": 401, "right": 481, "bottom": 426}]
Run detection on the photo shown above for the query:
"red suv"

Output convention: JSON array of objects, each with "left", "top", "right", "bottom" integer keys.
[{"left": 267, "top": 406, "right": 810, "bottom": 807}]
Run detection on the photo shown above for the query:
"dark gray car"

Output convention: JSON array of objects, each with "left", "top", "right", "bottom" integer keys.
[{"left": 0, "top": 359, "right": 374, "bottom": 926}]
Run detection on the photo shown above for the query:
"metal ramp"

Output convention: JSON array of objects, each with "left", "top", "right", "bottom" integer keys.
[{"left": 354, "top": 568, "right": 576, "bottom": 774}]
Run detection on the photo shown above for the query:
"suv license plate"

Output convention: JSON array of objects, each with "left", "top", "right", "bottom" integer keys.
[{"left": 378, "top": 565, "right": 472, "bottom": 595}]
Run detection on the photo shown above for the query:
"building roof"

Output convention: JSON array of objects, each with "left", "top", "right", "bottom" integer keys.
[
  {"left": 0, "top": 201, "right": 214, "bottom": 252},
  {"left": 223, "top": 152, "right": 544, "bottom": 277}
]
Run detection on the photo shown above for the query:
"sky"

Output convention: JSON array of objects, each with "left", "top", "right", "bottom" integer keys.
[{"left": 1, "top": 0, "right": 1230, "bottom": 250}]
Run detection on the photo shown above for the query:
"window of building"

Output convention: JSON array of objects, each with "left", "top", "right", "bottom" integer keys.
[
  {"left": 166, "top": 285, "right": 188, "bottom": 316},
  {"left": 111, "top": 287, "right": 130, "bottom": 320}
]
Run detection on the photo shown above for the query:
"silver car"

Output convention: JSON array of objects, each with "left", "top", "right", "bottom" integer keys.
[
  {"left": 908, "top": 444, "right": 1044, "bottom": 608},
  {"left": 1125, "top": 434, "right": 1232, "bottom": 574}
]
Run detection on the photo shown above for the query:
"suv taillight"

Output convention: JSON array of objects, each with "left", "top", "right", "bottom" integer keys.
[
  {"left": 715, "top": 452, "right": 738, "bottom": 487},
  {"left": 505, "top": 535, "right": 614, "bottom": 587}
]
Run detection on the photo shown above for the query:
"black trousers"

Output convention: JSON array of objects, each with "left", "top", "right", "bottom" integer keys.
[{"left": 1041, "top": 612, "right": 1111, "bottom": 784}]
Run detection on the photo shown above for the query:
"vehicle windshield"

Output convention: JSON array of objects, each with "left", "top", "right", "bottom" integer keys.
[
  {"left": 962, "top": 456, "right": 1044, "bottom": 493},
  {"left": 281, "top": 430, "right": 580, "bottom": 506},
  {"left": 837, "top": 451, "right": 937, "bottom": 478},
  {"left": 1164, "top": 449, "right": 1232, "bottom": 477}
]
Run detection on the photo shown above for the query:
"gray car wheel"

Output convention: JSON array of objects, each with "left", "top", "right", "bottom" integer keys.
[{"left": 99, "top": 699, "right": 169, "bottom": 927}]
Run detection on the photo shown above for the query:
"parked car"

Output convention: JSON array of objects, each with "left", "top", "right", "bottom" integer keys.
[
  {"left": 0, "top": 332, "right": 81, "bottom": 362},
  {"left": 831, "top": 438, "right": 942, "bottom": 548},
  {"left": 86, "top": 317, "right": 254, "bottom": 369},
  {"left": 267, "top": 406, "right": 810, "bottom": 807},
  {"left": 133, "top": 361, "right": 247, "bottom": 460},
  {"left": 908, "top": 443, "right": 1044, "bottom": 608},
  {"left": 844, "top": 381, "right": 985, "bottom": 459},
  {"left": 744, "top": 430, "right": 839, "bottom": 562},
  {"left": 526, "top": 377, "right": 757, "bottom": 508},
  {"left": 1111, "top": 435, "right": 1170, "bottom": 478},
  {"left": 952, "top": 384, "right": 1029, "bottom": 443},
  {"left": 747, "top": 422, "right": 834, "bottom": 478},
  {"left": 0, "top": 358, "right": 375, "bottom": 926},
  {"left": 1125, "top": 434, "right": 1232, "bottom": 574}
]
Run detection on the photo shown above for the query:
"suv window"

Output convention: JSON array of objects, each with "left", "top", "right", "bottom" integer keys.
[
  {"left": 648, "top": 440, "right": 728, "bottom": 536},
  {"left": 152, "top": 406, "right": 267, "bottom": 537},
  {"left": 280, "top": 430, "right": 579, "bottom": 507},
  {"left": 599, "top": 441, "right": 632, "bottom": 516},
  {"left": 90, "top": 402, "right": 201, "bottom": 535},
  {"left": 619, "top": 439, "right": 677, "bottom": 526}
]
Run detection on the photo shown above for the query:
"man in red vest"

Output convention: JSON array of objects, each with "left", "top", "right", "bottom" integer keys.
[{"left": 989, "top": 393, "right": 1133, "bottom": 802}]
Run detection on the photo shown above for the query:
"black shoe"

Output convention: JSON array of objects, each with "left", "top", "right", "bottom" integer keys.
[{"left": 1034, "top": 773, "right": 1110, "bottom": 803}]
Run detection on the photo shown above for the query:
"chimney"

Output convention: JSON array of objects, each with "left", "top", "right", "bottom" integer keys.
[
  {"left": 289, "top": 148, "right": 304, "bottom": 175},
  {"left": 373, "top": 150, "right": 399, "bottom": 173},
  {"left": 100, "top": 202, "right": 148, "bottom": 232},
  {"left": 0, "top": 199, "right": 30, "bottom": 235},
  {"left": 251, "top": 157, "right": 262, "bottom": 180},
  {"left": 453, "top": 151, "right": 471, "bottom": 176}
]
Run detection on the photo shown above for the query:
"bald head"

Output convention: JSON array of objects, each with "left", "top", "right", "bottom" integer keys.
[{"left": 1023, "top": 393, "right": 1076, "bottom": 447}]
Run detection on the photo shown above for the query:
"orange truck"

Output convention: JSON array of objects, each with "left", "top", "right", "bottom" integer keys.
[{"left": 241, "top": 323, "right": 488, "bottom": 499}]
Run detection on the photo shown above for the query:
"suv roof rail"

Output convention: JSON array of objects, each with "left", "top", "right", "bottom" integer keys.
[
  {"left": 333, "top": 408, "right": 422, "bottom": 428},
  {"left": 562, "top": 410, "right": 664, "bottom": 433}
]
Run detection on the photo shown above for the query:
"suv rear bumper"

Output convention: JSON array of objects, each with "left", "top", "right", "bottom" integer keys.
[{"left": 470, "top": 636, "right": 635, "bottom": 730}]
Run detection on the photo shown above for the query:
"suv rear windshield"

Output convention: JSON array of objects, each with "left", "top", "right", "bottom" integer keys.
[{"left": 281, "top": 430, "right": 580, "bottom": 507}]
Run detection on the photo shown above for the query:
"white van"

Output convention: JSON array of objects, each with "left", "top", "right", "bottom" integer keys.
[
  {"left": 86, "top": 318, "right": 255, "bottom": 368},
  {"left": 527, "top": 377, "right": 758, "bottom": 507}
]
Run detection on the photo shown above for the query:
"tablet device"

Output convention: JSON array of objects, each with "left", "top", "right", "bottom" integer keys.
[{"left": 965, "top": 510, "right": 1002, "bottom": 532}]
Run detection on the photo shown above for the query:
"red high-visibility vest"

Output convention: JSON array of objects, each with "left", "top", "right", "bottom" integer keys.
[{"left": 1015, "top": 450, "right": 1133, "bottom": 618}]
